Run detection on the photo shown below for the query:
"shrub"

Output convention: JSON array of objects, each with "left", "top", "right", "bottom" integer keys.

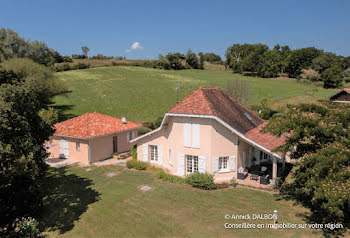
[
  {"left": 230, "top": 178, "right": 238, "bottom": 187},
  {"left": 126, "top": 159, "right": 148, "bottom": 170},
  {"left": 155, "top": 168, "right": 186, "bottom": 184},
  {"left": 131, "top": 144, "right": 137, "bottom": 160},
  {"left": 300, "top": 68, "right": 320, "bottom": 81},
  {"left": 142, "top": 122, "right": 154, "bottom": 130},
  {"left": 154, "top": 116, "right": 163, "bottom": 128},
  {"left": 62, "top": 56, "right": 73, "bottom": 62},
  {"left": 138, "top": 126, "right": 152, "bottom": 135},
  {"left": 73, "top": 63, "right": 90, "bottom": 70},
  {"left": 185, "top": 172, "right": 216, "bottom": 190},
  {"left": 17, "top": 217, "right": 39, "bottom": 238}
]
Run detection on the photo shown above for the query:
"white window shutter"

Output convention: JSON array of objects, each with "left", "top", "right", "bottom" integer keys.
[
  {"left": 184, "top": 123, "right": 191, "bottom": 147},
  {"left": 230, "top": 156, "right": 236, "bottom": 172},
  {"left": 213, "top": 157, "right": 219, "bottom": 173},
  {"left": 158, "top": 146, "right": 163, "bottom": 165},
  {"left": 198, "top": 156, "right": 206, "bottom": 173},
  {"left": 177, "top": 154, "right": 185, "bottom": 176},
  {"left": 142, "top": 144, "right": 148, "bottom": 162},
  {"left": 192, "top": 124, "right": 200, "bottom": 148},
  {"left": 169, "top": 149, "right": 173, "bottom": 166}
]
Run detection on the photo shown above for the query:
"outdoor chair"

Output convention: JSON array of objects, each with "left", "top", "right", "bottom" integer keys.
[
  {"left": 237, "top": 167, "right": 248, "bottom": 180},
  {"left": 260, "top": 174, "right": 270, "bottom": 185}
]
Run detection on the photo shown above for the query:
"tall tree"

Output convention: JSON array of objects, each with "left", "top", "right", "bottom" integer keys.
[
  {"left": 263, "top": 101, "right": 350, "bottom": 235},
  {"left": 81, "top": 46, "right": 90, "bottom": 58}
]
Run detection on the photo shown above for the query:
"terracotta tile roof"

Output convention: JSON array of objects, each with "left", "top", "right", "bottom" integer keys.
[
  {"left": 244, "top": 122, "right": 286, "bottom": 156},
  {"left": 168, "top": 87, "right": 264, "bottom": 134},
  {"left": 344, "top": 88, "right": 350, "bottom": 93},
  {"left": 54, "top": 112, "right": 141, "bottom": 139}
]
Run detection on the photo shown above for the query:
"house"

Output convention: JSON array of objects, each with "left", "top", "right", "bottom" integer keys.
[
  {"left": 329, "top": 88, "right": 350, "bottom": 103},
  {"left": 47, "top": 112, "right": 142, "bottom": 164},
  {"left": 131, "top": 87, "right": 286, "bottom": 186}
]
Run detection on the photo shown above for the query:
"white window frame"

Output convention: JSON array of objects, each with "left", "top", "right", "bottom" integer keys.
[
  {"left": 127, "top": 132, "right": 133, "bottom": 142},
  {"left": 186, "top": 155, "right": 199, "bottom": 174},
  {"left": 150, "top": 145, "right": 158, "bottom": 162},
  {"left": 76, "top": 142, "right": 80, "bottom": 152},
  {"left": 218, "top": 156, "right": 229, "bottom": 173}
]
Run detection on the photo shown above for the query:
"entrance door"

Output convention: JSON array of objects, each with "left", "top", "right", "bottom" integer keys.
[
  {"left": 59, "top": 139, "right": 69, "bottom": 158},
  {"left": 113, "top": 136, "right": 118, "bottom": 153}
]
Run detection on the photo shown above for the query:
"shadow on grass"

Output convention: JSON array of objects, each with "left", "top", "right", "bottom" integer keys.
[
  {"left": 38, "top": 168, "right": 100, "bottom": 234},
  {"left": 51, "top": 104, "right": 77, "bottom": 122}
]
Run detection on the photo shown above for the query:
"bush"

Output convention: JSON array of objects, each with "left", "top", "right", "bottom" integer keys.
[
  {"left": 62, "top": 56, "right": 73, "bottom": 62},
  {"left": 138, "top": 126, "right": 152, "bottom": 135},
  {"left": 17, "top": 217, "right": 39, "bottom": 238},
  {"left": 230, "top": 178, "right": 238, "bottom": 187},
  {"left": 73, "top": 63, "right": 90, "bottom": 70},
  {"left": 142, "top": 122, "right": 154, "bottom": 130},
  {"left": 154, "top": 116, "right": 163, "bottom": 128},
  {"left": 300, "top": 68, "right": 320, "bottom": 81},
  {"left": 126, "top": 159, "right": 148, "bottom": 170},
  {"left": 131, "top": 144, "right": 137, "bottom": 160},
  {"left": 155, "top": 168, "right": 186, "bottom": 184},
  {"left": 185, "top": 172, "right": 216, "bottom": 190}
]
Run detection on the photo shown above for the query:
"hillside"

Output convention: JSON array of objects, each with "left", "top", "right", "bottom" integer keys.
[{"left": 54, "top": 66, "right": 337, "bottom": 123}]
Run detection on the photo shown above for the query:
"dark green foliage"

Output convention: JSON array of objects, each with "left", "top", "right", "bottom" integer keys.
[
  {"left": 166, "top": 53, "right": 185, "bottom": 70},
  {"left": 285, "top": 47, "right": 323, "bottom": 78},
  {"left": 185, "top": 49, "right": 199, "bottom": 69},
  {"left": 73, "top": 63, "right": 90, "bottom": 70},
  {"left": 154, "top": 116, "right": 163, "bottom": 128},
  {"left": 17, "top": 217, "right": 40, "bottom": 238},
  {"left": 249, "top": 98, "right": 273, "bottom": 120},
  {"left": 142, "top": 122, "right": 155, "bottom": 130},
  {"left": 138, "top": 127, "right": 152, "bottom": 135},
  {"left": 263, "top": 101, "right": 350, "bottom": 234},
  {"left": 256, "top": 50, "right": 281, "bottom": 78},
  {"left": 62, "top": 56, "right": 73, "bottom": 63},
  {"left": 71, "top": 54, "right": 87, "bottom": 59},
  {"left": 131, "top": 144, "right": 137, "bottom": 160},
  {"left": 126, "top": 160, "right": 148, "bottom": 170},
  {"left": 185, "top": 172, "right": 216, "bottom": 190},
  {"left": 312, "top": 52, "right": 342, "bottom": 74},
  {"left": 90, "top": 54, "right": 114, "bottom": 60},
  {"left": 0, "top": 28, "right": 60, "bottom": 66},
  {"left": 322, "top": 65, "right": 344, "bottom": 88},
  {"left": 81, "top": 46, "right": 90, "bottom": 58},
  {"left": 198, "top": 52, "right": 222, "bottom": 64},
  {"left": 55, "top": 63, "right": 71, "bottom": 72},
  {"left": 155, "top": 168, "right": 186, "bottom": 184}
]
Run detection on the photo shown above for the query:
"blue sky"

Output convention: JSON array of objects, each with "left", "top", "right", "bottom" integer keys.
[{"left": 1, "top": 0, "right": 349, "bottom": 59}]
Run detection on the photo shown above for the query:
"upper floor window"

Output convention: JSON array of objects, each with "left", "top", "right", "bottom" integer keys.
[{"left": 184, "top": 123, "right": 200, "bottom": 148}]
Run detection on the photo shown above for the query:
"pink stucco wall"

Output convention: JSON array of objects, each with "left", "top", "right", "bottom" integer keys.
[
  {"left": 47, "top": 136, "right": 89, "bottom": 164},
  {"left": 136, "top": 116, "right": 240, "bottom": 183},
  {"left": 47, "top": 129, "right": 138, "bottom": 164}
]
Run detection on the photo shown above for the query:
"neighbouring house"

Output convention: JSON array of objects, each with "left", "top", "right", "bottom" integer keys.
[
  {"left": 47, "top": 112, "right": 142, "bottom": 164},
  {"left": 329, "top": 88, "right": 350, "bottom": 103},
  {"left": 131, "top": 87, "right": 287, "bottom": 186}
]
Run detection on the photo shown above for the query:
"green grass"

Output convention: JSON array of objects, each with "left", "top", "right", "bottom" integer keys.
[
  {"left": 40, "top": 166, "right": 321, "bottom": 237},
  {"left": 54, "top": 66, "right": 337, "bottom": 123}
]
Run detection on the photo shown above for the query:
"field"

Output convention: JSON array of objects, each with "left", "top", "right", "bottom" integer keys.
[
  {"left": 54, "top": 66, "right": 337, "bottom": 123},
  {"left": 40, "top": 165, "right": 321, "bottom": 237}
]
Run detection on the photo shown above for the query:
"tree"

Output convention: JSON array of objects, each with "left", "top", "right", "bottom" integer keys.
[
  {"left": 224, "top": 79, "right": 251, "bottom": 105},
  {"left": 185, "top": 49, "right": 199, "bottom": 69},
  {"left": 166, "top": 53, "right": 185, "bottom": 70},
  {"left": 285, "top": 47, "right": 323, "bottom": 78},
  {"left": 322, "top": 65, "right": 344, "bottom": 88},
  {"left": 311, "top": 52, "right": 342, "bottom": 74},
  {"left": 263, "top": 101, "right": 350, "bottom": 235},
  {"left": 256, "top": 50, "right": 281, "bottom": 78},
  {"left": 81, "top": 46, "right": 90, "bottom": 58},
  {"left": 0, "top": 68, "right": 54, "bottom": 229}
]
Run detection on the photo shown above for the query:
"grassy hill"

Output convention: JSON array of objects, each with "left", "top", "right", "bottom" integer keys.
[{"left": 54, "top": 66, "right": 337, "bottom": 123}]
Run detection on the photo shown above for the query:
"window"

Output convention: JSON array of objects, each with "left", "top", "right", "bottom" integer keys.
[
  {"left": 186, "top": 155, "right": 198, "bottom": 174},
  {"left": 219, "top": 157, "right": 228, "bottom": 171},
  {"left": 76, "top": 142, "right": 80, "bottom": 151},
  {"left": 127, "top": 132, "right": 133, "bottom": 142},
  {"left": 169, "top": 149, "right": 174, "bottom": 166},
  {"left": 150, "top": 145, "right": 158, "bottom": 162},
  {"left": 184, "top": 123, "right": 200, "bottom": 148},
  {"left": 260, "top": 151, "right": 270, "bottom": 161}
]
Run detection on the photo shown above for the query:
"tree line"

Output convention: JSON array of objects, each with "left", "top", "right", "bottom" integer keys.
[{"left": 225, "top": 43, "right": 350, "bottom": 88}]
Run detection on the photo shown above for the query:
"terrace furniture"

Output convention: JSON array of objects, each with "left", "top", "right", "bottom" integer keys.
[
  {"left": 237, "top": 167, "right": 248, "bottom": 180},
  {"left": 260, "top": 174, "right": 270, "bottom": 185},
  {"left": 250, "top": 174, "right": 259, "bottom": 181},
  {"left": 258, "top": 166, "right": 267, "bottom": 176}
]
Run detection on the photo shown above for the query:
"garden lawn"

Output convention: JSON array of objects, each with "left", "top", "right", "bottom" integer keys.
[
  {"left": 40, "top": 166, "right": 322, "bottom": 237},
  {"left": 53, "top": 66, "right": 337, "bottom": 123}
]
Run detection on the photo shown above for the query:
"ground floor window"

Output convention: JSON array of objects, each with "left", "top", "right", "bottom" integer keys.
[
  {"left": 76, "top": 142, "right": 80, "bottom": 151},
  {"left": 150, "top": 145, "right": 158, "bottom": 162},
  {"left": 219, "top": 156, "right": 228, "bottom": 171},
  {"left": 186, "top": 155, "right": 198, "bottom": 174}
]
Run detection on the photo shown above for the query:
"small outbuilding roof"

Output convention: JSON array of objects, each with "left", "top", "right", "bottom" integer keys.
[{"left": 54, "top": 112, "right": 141, "bottom": 139}]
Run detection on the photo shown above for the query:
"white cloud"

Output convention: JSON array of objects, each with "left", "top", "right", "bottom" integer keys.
[{"left": 125, "top": 42, "right": 144, "bottom": 53}]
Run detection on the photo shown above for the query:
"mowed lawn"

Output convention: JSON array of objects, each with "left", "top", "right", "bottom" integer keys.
[
  {"left": 40, "top": 165, "right": 321, "bottom": 237},
  {"left": 54, "top": 66, "right": 337, "bottom": 123}
]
